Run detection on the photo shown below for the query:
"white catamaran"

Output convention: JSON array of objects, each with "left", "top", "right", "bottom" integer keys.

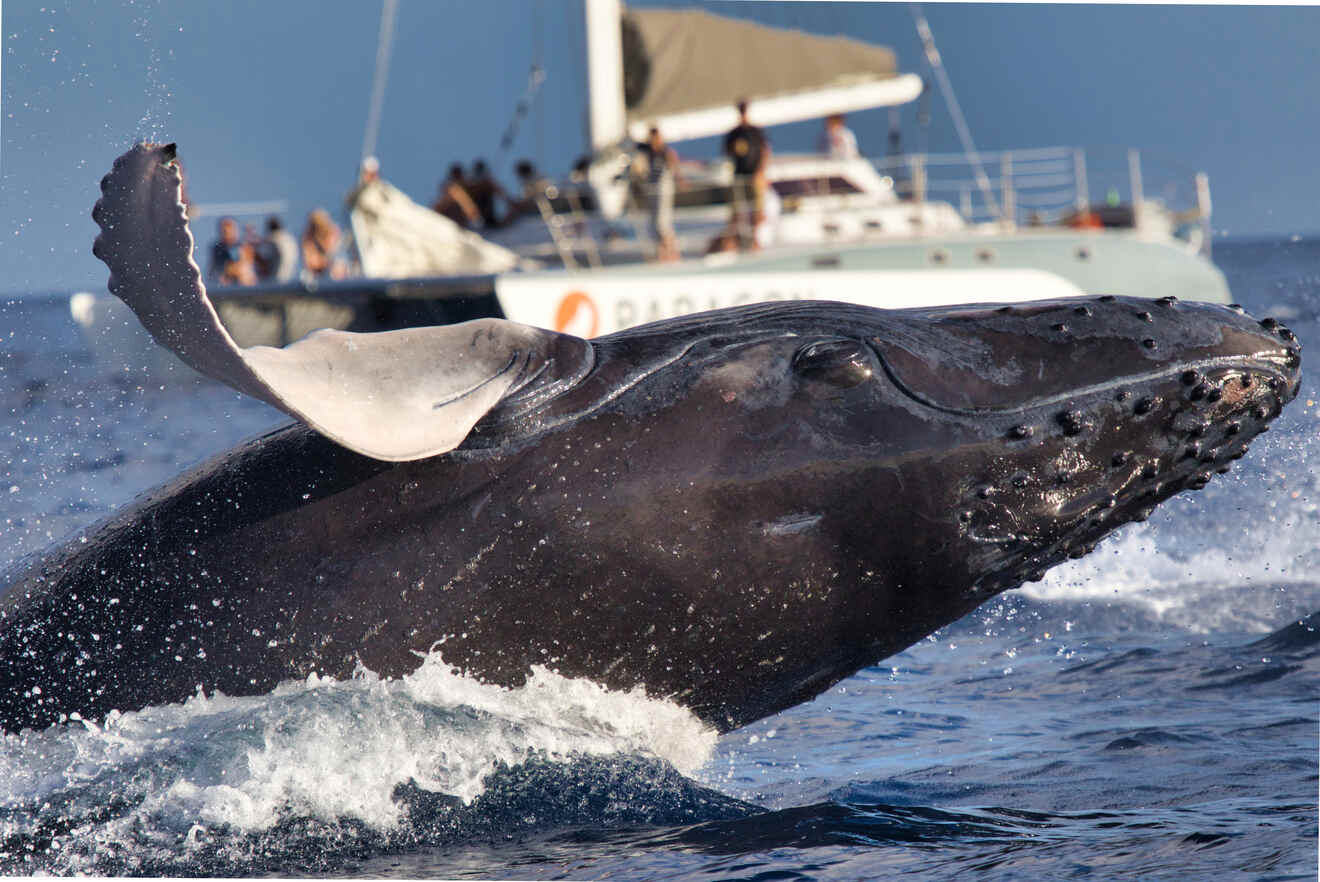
[{"left": 75, "top": 0, "right": 1231, "bottom": 360}]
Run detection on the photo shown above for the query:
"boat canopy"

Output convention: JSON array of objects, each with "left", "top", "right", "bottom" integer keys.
[{"left": 621, "top": 7, "right": 923, "bottom": 143}]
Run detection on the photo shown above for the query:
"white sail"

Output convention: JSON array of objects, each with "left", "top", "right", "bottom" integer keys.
[{"left": 347, "top": 178, "right": 524, "bottom": 279}]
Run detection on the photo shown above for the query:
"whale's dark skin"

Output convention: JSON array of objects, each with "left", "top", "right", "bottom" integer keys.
[
  {"left": 0, "top": 294, "right": 1301, "bottom": 735},
  {"left": 0, "top": 143, "right": 1305, "bottom": 734}
]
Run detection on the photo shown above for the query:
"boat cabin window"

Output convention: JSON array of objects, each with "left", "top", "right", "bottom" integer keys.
[
  {"left": 772, "top": 176, "right": 862, "bottom": 198},
  {"left": 673, "top": 184, "right": 733, "bottom": 210}
]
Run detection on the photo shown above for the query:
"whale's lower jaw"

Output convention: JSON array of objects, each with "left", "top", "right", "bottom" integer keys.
[{"left": 956, "top": 352, "right": 1294, "bottom": 596}]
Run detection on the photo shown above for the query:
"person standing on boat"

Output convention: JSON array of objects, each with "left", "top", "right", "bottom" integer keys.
[
  {"left": 819, "top": 113, "right": 860, "bottom": 160},
  {"left": 637, "top": 126, "right": 682, "bottom": 263},
  {"left": 723, "top": 99, "right": 770, "bottom": 251}
]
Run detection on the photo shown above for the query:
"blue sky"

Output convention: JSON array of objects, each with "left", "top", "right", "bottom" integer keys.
[{"left": 3, "top": 1, "right": 1319, "bottom": 295}]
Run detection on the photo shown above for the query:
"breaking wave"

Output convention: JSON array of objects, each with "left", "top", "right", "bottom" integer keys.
[{"left": 0, "top": 652, "right": 725, "bottom": 874}]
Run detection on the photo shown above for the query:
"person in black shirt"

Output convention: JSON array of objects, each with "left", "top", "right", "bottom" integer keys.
[{"left": 722, "top": 99, "right": 770, "bottom": 250}]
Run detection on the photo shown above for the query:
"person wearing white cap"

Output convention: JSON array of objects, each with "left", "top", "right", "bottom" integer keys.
[{"left": 360, "top": 155, "right": 381, "bottom": 184}]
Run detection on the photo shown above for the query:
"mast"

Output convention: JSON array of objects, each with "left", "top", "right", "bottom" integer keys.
[
  {"left": 361, "top": 0, "right": 400, "bottom": 162},
  {"left": 584, "top": 0, "right": 627, "bottom": 152}
]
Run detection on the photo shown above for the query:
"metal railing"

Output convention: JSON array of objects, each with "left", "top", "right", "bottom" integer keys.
[
  {"left": 535, "top": 183, "right": 602, "bottom": 270},
  {"left": 875, "top": 146, "right": 1094, "bottom": 226},
  {"left": 527, "top": 144, "right": 1214, "bottom": 265},
  {"left": 871, "top": 145, "right": 1211, "bottom": 244}
]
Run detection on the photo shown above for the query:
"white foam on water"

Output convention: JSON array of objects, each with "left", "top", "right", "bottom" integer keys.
[
  {"left": 1016, "top": 505, "right": 1320, "bottom": 634},
  {"left": 1013, "top": 411, "right": 1320, "bottom": 634},
  {"left": 0, "top": 651, "right": 717, "bottom": 840}
]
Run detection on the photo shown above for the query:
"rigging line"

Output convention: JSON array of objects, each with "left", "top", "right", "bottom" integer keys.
[
  {"left": 361, "top": 0, "right": 400, "bottom": 162},
  {"left": 534, "top": 0, "right": 545, "bottom": 166},
  {"left": 498, "top": 64, "right": 548, "bottom": 154},
  {"left": 910, "top": 4, "right": 1001, "bottom": 220}
]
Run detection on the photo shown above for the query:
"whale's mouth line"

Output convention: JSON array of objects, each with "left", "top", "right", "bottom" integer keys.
[{"left": 877, "top": 352, "right": 1298, "bottom": 416}]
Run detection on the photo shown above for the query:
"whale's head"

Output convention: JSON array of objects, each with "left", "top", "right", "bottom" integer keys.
[
  {"left": 860, "top": 295, "right": 1301, "bottom": 596},
  {"left": 594, "top": 295, "right": 1302, "bottom": 629}
]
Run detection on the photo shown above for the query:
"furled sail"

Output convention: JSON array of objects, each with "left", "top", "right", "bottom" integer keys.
[
  {"left": 621, "top": 7, "right": 922, "bottom": 143},
  {"left": 347, "top": 177, "right": 524, "bottom": 279}
]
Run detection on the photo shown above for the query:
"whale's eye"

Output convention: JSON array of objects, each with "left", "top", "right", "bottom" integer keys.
[{"left": 791, "top": 339, "right": 875, "bottom": 388}]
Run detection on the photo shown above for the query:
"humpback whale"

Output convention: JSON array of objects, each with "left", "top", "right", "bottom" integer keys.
[{"left": 0, "top": 144, "right": 1302, "bottom": 734}]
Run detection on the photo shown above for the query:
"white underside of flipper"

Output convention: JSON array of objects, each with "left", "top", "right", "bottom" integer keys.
[
  {"left": 92, "top": 143, "right": 587, "bottom": 461},
  {"left": 241, "top": 324, "right": 533, "bottom": 461}
]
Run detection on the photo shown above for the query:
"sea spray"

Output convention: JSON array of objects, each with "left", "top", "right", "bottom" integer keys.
[{"left": 0, "top": 650, "right": 717, "bottom": 850}]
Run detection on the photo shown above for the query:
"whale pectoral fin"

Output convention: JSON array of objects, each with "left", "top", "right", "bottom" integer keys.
[
  {"left": 242, "top": 320, "right": 553, "bottom": 460},
  {"left": 92, "top": 142, "right": 274, "bottom": 403},
  {"left": 93, "top": 142, "right": 591, "bottom": 461}
]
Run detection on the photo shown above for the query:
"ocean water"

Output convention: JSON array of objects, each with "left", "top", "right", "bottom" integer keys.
[{"left": 0, "top": 239, "right": 1316, "bottom": 879}]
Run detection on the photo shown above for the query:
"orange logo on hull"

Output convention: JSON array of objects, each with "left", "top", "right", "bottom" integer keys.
[{"left": 554, "top": 291, "right": 600, "bottom": 338}]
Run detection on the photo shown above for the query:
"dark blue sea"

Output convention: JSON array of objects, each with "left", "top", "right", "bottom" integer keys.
[{"left": 0, "top": 239, "right": 1316, "bottom": 879}]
